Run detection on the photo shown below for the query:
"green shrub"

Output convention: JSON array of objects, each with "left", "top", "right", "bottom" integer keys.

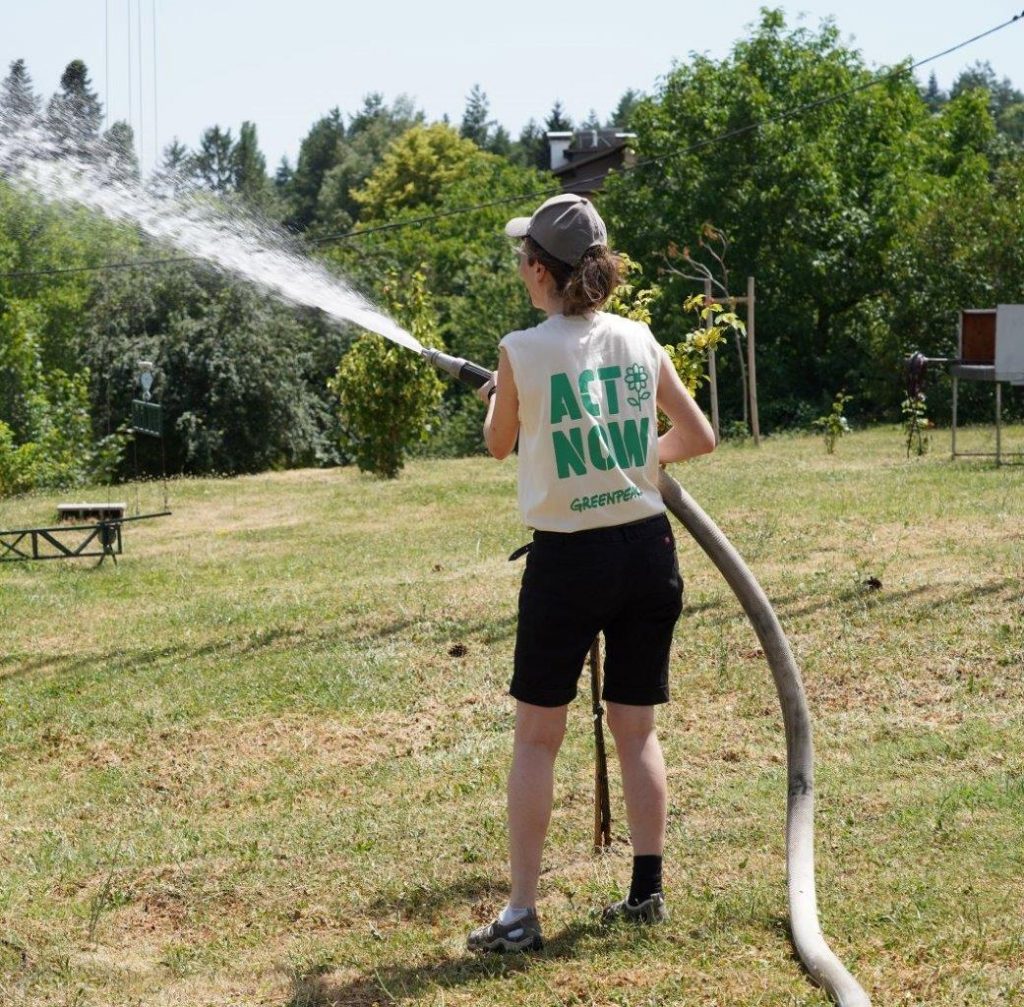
[{"left": 329, "top": 272, "right": 445, "bottom": 478}]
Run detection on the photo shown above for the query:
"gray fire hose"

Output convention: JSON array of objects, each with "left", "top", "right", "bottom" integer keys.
[
  {"left": 423, "top": 348, "right": 870, "bottom": 1005},
  {"left": 657, "top": 468, "right": 870, "bottom": 1007}
]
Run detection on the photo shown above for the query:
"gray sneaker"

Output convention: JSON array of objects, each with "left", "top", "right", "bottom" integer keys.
[
  {"left": 601, "top": 892, "right": 667, "bottom": 924},
  {"left": 467, "top": 910, "right": 543, "bottom": 953}
]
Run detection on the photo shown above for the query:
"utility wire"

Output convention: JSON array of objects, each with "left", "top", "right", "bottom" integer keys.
[
  {"left": 1, "top": 9, "right": 1022, "bottom": 281},
  {"left": 0, "top": 255, "right": 199, "bottom": 281},
  {"left": 152, "top": 0, "right": 159, "bottom": 168}
]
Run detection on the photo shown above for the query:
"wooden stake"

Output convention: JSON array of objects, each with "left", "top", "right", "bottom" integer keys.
[
  {"left": 589, "top": 637, "right": 612, "bottom": 850},
  {"left": 747, "top": 275, "right": 761, "bottom": 445},
  {"left": 705, "top": 279, "right": 720, "bottom": 444}
]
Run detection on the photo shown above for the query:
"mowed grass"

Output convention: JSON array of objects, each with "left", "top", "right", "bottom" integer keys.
[{"left": 1, "top": 424, "right": 1022, "bottom": 1007}]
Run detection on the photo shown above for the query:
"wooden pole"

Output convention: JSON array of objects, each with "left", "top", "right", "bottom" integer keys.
[
  {"left": 589, "top": 637, "right": 612, "bottom": 850},
  {"left": 705, "top": 279, "right": 720, "bottom": 444},
  {"left": 747, "top": 276, "right": 761, "bottom": 445}
]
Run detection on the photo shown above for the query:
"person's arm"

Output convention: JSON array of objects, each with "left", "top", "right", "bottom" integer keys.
[
  {"left": 477, "top": 346, "right": 520, "bottom": 459},
  {"left": 656, "top": 345, "right": 716, "bottom": 464}
]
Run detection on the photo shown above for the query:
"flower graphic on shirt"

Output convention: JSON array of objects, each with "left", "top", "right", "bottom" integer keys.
[{"left": 625, "top": 363, "right": 651, "bottom": 409}]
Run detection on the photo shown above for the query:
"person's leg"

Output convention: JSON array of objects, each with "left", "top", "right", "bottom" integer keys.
[
  {"left": 606, "top": 702, "right": 666, "bottom": 855},
  {"left": 507, "top": 700, "right": 568, "bottom": 908}
]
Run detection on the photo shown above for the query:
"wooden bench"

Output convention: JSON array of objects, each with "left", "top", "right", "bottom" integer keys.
[{"left": 57, "top": 502, "right": 127, "bottom": 524}]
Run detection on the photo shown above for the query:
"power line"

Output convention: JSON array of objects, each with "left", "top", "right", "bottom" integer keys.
[
  {"left": 152, "top": 0, "right": 159, "bottom": 168},
  {"left": 104, "top": 0, "right": 110, "bottom": 131},
  {"left": 1, "top": 9, "right": 1022, "bottom": 282},
  {"left": 0, "top": 255, "right": 200, "bottom": 281},
  {"left": 126, "top": 0, "right": 133, "bottom": 142},
  {"left": 137, "top": 0, "right": 144, "bottom": 171}
]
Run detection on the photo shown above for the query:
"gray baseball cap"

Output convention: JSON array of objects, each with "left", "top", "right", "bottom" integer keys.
[{"left": 505, "top": 194, "right": 608, "bottom": 267}]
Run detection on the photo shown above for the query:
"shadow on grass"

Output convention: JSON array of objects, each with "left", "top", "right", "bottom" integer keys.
[
  {"left": 365, "top": 873, "right": 506, "bottom": 923},
  {"left": 358, "top": 612, "right": 518, "bottom": 648},
  {"left": 0, "top": 624, "right": 318, "bottom": 684},
  {"left": 286, "top": 920, "right": 603, "bottom": 1007},
  {"left": 689, "top": 576, "right": 1019, "bottom": 628}
]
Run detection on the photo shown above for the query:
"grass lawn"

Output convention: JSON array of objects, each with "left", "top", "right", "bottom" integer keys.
[{"left": 1, "top": 424, "right": 1022, "bottom": 1006}]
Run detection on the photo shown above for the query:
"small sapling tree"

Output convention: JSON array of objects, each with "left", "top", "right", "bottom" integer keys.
[
  {"left": 901, "top": 391, "right": 930, "bottom": 457},
  {"left": 813, "top": 392, "right": 853, "bottom": 454}
]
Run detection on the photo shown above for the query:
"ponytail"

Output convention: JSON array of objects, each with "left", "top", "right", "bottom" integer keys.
[{"left": 523, "top": 236, "right": 622, "bottom": 316}]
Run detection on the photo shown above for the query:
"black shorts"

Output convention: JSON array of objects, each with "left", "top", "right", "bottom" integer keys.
[{"left": 510, "top": 513, "right": 684, "bottom": 708}]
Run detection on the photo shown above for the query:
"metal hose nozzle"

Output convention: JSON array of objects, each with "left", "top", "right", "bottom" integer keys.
[{"left": 421, "top": 347, "right": 493, "bottom": 389}]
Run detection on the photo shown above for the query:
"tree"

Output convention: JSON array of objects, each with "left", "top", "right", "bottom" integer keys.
[
  {"left": 949, "top": 61, "right": 1024, "bottom": 144},
  {"left": 545, "top": 100, "right": 573, "bottom": 132},
  {"left": 0, "top": 180, "right": 135, "bottom": 492},
  {"left": 82, "top": 264, "right": 351, "bottom": 475},
  {"left": 283, "top": 108, "right": 345, "bottom": 230},
  {"left": 274, "top": 155, "right": 293, "bottom": 191},
  {"left": 950, "top": 61, "right": 1022, "bottom": 116},
  {"left": 327, "top": 123, "right": 546, "bottom": 454},
  {"left": 160, "top": 138, "right": 191, "bottom": 176},
  {"left": 0, "top": 59, "right": 41, "bottom": 133},
  {"left": 192, "top": 125, "right": 234, "bottom": 193},
  {"left": 921, "top": 71, "right": 945, "bottom": 113},
  {"left": 608, "top": 88, "right": 643, "bottom": 129},
  {"left": 328, "top": 272, "right": 444, "bottom": 478},
  {"left": 103, "top": 120, "right": 139, "bottom": 179},
  {"left": 460, "top": 84, "right": 491, "bottom": 147},
  {"left": 601, "top": 8, "right": 940, "bottom": 425},
  {"left": 312, "top": 94, "right": 423, "bottom": 234},
  {"left": 46, "top": 60, "right": 102, "bottom": 152},
  {"left": 512, "top": 118, "right": 549, "bottom": 171},
  {"left": 231, "top": 120, "right": 271, "bottom": 207},
  {"left": 351, "top": 122, "right": 482, "bottom": 217},
  {"left": 580, "top": 108, "right": 601, "bottom": 131},
  {"left": 487, "top": 123, "right": 512, "bottom": 158}
]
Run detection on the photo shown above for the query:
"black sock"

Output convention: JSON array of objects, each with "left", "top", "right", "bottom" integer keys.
[{"left": 628, "top": 854, "right": 663, "bottom": 905}]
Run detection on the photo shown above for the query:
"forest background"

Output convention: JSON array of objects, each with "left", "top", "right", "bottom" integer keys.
[{"left": 2, "top": 9, "right": 1024, "bottom": 492}]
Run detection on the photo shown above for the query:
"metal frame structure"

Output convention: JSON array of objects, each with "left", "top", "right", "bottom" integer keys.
[
  {"left": 950, "top": 307, "right": 1024, "bottom": 465},
  {"left": 0, "top": 512, "right": 172, "bottom": 566},
  {"left": 0, "top": 363, "right": 173, "bottom": 566},
  {"left": 0, "top": 519, "right": 122, "bottom": 564}
]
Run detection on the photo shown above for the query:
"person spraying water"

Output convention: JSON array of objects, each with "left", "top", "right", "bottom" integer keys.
[
  {"left": 0, "top": 111, "right": 869, "bottom": 1006},
  {"left": 461, "top": 194, "right": 715, "bottom": 952}
]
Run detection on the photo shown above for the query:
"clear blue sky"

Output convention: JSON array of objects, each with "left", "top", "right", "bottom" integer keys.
[{"left": 3, "top": 1, "right": 1023, "bottom": 175}]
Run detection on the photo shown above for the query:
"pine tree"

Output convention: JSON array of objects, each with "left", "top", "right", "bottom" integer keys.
[
  {"left": 347, "top": 92, "right": 385, "bottom": 136},
  {"left": 311, "top": 94, "right": 424, "bottom": 234},
  {"left": 46, "top": 59, "right": 103, "bottom": 151},
  {"left": 232, "top": 120, "right": 269, "bottom": 206},
  {"left": 285, "top": 108, "right": 345, "bottom": 231},
  {"left": 922, "top": 72, "right": 945, "bottom": 113},
  {"left": 103, "top": 120, "right": 139, "bottom": 179},
  {"left": 545, "top": 100, "right": 573, "bottom": 133},
  {"left": 513, "top": 118, "right": 549, "bottom": 171},
  {"left": 460, "top": 84, "right": 491, "bottom": 147},
  {"left": 152, "top": 138, "right": 192, "bottom": 194},
  {"left": 193, "top": 125, "right": 235, "bottom": 193},
  {"left": 160, "top": 138, "right": 191, "bottom": 176},
  {"left": 487, "top": 124, "right": 512, "bottom": 157},
  {"left": 608, "top": 88, "right": 643, "bottom": 129},
  {"left": 580, "top": 108, "right": 601, "bottom": 131},
  {"left": 0, "top": 58, "right": 41, "bottom": 133},
  {"left": 274, "top": 156, "right": 294, "bottom": 190}
]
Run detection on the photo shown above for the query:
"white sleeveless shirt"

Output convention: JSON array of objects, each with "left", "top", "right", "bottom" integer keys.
[{"left": 499, "top": 311, "right": 666, "bottom": 532}]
